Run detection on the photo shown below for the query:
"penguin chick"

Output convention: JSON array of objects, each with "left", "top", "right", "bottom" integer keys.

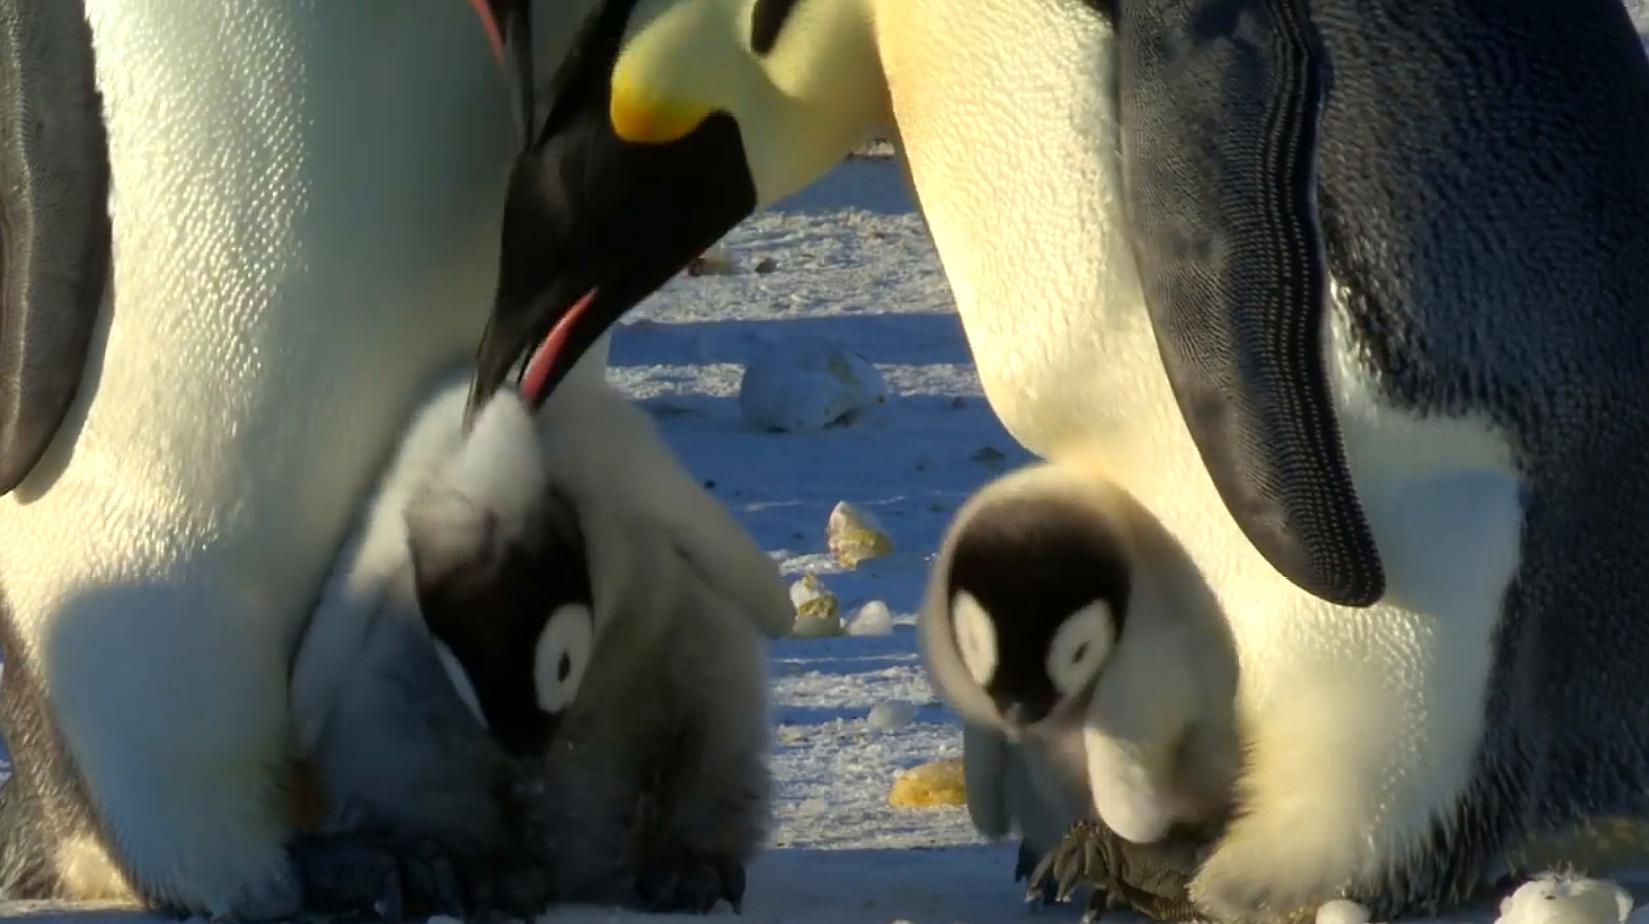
[
  {"left": 920, "top": 458, "right": 1240, "bottom": 857},
  {"left": 287, "top": 369, "right": 554, "bottom": 921},
  {"left": 404, "top": 374, "right": 792, "bottom": 915}
]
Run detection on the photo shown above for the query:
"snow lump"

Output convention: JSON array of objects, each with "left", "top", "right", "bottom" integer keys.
[
  {"left": 846, "top": 600, "right": 895, "bottom": 637},
  {"left": 739, "top": 336, "right": 888, "bottom": 432},
  {"left": 1495, "top": 872, "right": 1632, "bottom": 924}
]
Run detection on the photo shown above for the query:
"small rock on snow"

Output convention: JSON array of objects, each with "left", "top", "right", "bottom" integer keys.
[
  {"left": 827, "top": 501, "right": 894, "bottom": 567},
  {"left": 790, "top": 575, "right": 843, "bottom": 638},
  {"left": 868, "top": 701, "right": 919, "bottom": 731},
  {"left": 888, "top": 759, "right": 967, "bottom": 808},
  {"left": 1496, "top": 872, "right": 1633, "bottom": 924},
  {"left": 1315, "top": 900, "right": 1372, "bottom": 924},
  {"left": 847, "top": 600, "right": 895, "bottom": 636},
  {"left": 738, "top": 336, "right": 888, "bottom": 432}
]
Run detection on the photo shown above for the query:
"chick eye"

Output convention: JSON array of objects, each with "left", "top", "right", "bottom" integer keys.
[
  {"left": 534, "top": 603, "right": 594, "bottom": 714},
  {"left": 951, "top": 591, "right": 998, "bottom": 689},
  {"left": 1045, "top": 601, "right": 1114, "bottom": 697}
]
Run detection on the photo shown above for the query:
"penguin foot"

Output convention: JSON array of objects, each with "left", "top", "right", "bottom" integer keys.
[
  {"left": 288, "top": 832, "right": 551, "bottom": 922},
  {"left": 288, "top": 833, "right": 460, "bottom": 922},
  {"left": 635, "top": 851, "right": 747, "bottom": 915},
  {"left": 1018, "top": 840, "right": 1059, "bottom": 908},
  {"left": 1027, "top": 820, "right": 1207, "bottom": 922}
]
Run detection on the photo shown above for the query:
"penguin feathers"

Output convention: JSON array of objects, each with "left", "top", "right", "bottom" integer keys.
[
  {"left": 404, "top": 373, "right": 793, "bottom": 648},
  {"left": 923, "top": 459, "right": 1240, "bottom": 849},
  {"left": 291, "top": 367, "right": 527, "bottom": 867},
  {"left": 403, "top": 376, "right": 780, "bottom": 913}
]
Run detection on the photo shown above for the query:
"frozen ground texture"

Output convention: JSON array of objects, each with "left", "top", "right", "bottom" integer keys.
[{"left": 12, "top": 8, "right": 1649, "bottom": 916}]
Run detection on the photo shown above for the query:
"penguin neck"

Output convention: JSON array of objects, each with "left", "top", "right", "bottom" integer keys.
[{"left": 747, "top": 0, "right": 892, "bottom": 207}]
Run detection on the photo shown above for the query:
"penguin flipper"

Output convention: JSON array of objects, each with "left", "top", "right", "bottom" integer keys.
[
  {"left": 0, "top": 0, "right": 111, "bottom": 494},
  {"left": 1115, "top": 0, "right": 1384, "bottom": 607}
]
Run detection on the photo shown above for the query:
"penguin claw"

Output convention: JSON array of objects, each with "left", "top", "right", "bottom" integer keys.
[
  {"left": 636, "top": 850, "right": 746, "bottom": 915},
  {"left": 288, "top": 832, "right": 550, "bottom": 922},
  {"left": 1016, "top": 841, "right": 1039, "bottom": 883},
  {"left": 399, "top": 839, "right": 465, "bottom": 917},
  {"left": 287, "top": 833, "right": 410, "bottom": 921},
  {"left": 1026, "top": 820, "right": 1206, "bottom": 923},
  {"left": 1018, "top": 840, "right": 1061, "bottom": 909},
  {"left": 1027, "top": 847, "right": 1065, "bottom": 906},
  {"left": 462, "top": 855, "right": 555, "bottom": 921},
  {"left": 718, "top": 858, "right": 747, "bottom": 913},
  {"left": 1020, "top": 850, "right": 1059, "bottom": 907}
]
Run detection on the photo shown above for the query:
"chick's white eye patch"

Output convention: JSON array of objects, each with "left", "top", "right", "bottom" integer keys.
[
  {"left": 1047, "top": 600, "right": 1113, "bottom": 697},
  {"left": 534, "top": 603, "right": 595, "bottom": 713},
  {"left": 952, "top": 590, "right": 998, "bottom": 689}
]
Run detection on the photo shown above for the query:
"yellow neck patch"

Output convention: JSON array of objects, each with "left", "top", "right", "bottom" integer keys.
[{"left": 609, "top": 83, "right": 711, "bottom": 143}]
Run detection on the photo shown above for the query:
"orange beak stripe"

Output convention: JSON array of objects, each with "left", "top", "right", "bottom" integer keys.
[{"left": 468, "top": 0, "right": 507, "bottom": 65}]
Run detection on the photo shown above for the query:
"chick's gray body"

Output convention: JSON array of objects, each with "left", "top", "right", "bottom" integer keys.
[
  {"left": 925, "top": 459, "right": 1239, "bottom": 901},
  {"left": 405, "top": 376, "right": 790, "bottom": 914},
  {"left": 528, "top": 577, "right": 772, "bottom": 909}
]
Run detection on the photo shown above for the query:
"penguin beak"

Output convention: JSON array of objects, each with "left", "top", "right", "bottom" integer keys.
[
  {"left": 466, "top": 88, "right": 758, "bottom": 420},
  {"left": 992, "top": 691, "right": 1053, "bottom": 732}
]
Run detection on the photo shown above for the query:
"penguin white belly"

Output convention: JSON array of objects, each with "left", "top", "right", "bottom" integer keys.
[
  {"left": 0, "top": 2, "right": 515, "bottom": 914},
  {"left": 880, "top": 0, "right": 1524, "bottom": 911}
]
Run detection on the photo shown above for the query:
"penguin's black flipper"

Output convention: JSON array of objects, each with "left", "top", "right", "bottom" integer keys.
[
  {"left": 0, "top": 0, "right": 112, "bottom": 494},
  {"left": 1115, "top": 0, "right": 1384, "bottom": 607}
]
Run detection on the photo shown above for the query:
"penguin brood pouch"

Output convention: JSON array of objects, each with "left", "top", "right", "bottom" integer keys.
[{"left": 402, "top": 373, "right": 794, "bottom": 914}]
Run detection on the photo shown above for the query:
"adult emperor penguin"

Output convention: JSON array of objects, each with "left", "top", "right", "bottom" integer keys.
[
  {"left": 460, "top": 1, "right": 1649, "bottom": 922},
  {"left": 0, "top": 1, "right": 602, "bottom": 916}
]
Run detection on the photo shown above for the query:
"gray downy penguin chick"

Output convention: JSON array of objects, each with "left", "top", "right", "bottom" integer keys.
[
  {"left": 288, "top": 365, "right": 594, "bottom": 922},
  {"left": 920, "top": 458, "right": 1240, "bottom": 918},
  {"left": 404, "top": 374, "right": 793, "bottom": 915}
]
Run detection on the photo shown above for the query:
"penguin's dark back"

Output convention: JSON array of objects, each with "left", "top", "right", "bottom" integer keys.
[
  {"left": 1312, "top": 0, "right": 1649, "bottom": 429},
  {"left": 1309, "top": 0, "right": 1649, "bottom": 910}
]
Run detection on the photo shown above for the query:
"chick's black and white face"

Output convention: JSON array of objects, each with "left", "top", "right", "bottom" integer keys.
[
  {"left": 945, "top": 496, "right": 1132, "bottom": 729},
  {"left": 408, "top": 484, "right": 597, "bottom": 757},
  {"left": 532, "top": 601, "right": 595, "bottom": 716}
]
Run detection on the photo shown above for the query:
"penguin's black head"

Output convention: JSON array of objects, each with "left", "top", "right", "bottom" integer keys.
[
  {"left": 467, "top": 0, "right": 889, "bottom": 419},
  {"left": 406, "top": 480, "right": 597, "bottom": 758},
  {"left": 944, "top": 494, "right": 1133, "bottom": 730}
]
